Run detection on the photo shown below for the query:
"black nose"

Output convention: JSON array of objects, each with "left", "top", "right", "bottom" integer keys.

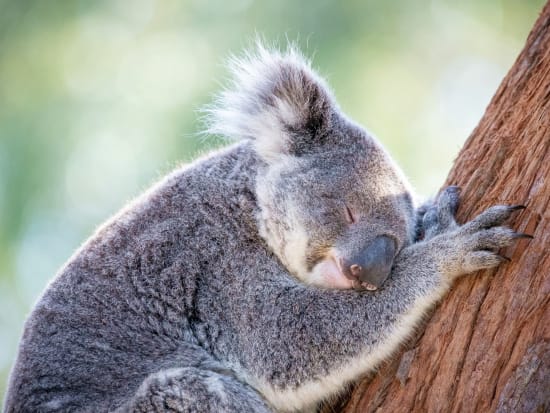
[{"left": 345, "top": 236, "right": 396, "bottom": 289}]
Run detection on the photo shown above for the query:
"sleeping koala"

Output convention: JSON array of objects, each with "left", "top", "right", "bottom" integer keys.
[{"left": 4, "top": 46, "right": 526, "bottom": 413}]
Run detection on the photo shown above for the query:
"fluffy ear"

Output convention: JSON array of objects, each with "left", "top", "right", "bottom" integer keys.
[{"left": 205, "top": 45, "right": 337, "bottom": 160}]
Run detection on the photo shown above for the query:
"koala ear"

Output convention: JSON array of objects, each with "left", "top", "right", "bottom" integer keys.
[{"left": 205, "top": 44, "right": 337, "bottom": 160}]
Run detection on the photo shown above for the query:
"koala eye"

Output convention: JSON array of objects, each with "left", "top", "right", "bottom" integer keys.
[{"left": 344, "top": 204, "right": 356, "bottom": 224}]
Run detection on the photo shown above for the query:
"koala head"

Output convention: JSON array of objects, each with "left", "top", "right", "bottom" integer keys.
[{"left": 207, "top": 46, "right": 417, "bottom": 291}]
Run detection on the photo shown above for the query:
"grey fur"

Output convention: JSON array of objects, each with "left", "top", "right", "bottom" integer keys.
[{"left": 4, "top": 46, "right": 521, "bottom": 413}]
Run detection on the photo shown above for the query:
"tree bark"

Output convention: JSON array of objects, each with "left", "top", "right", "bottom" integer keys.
[{"left": 325, "top": 2, "right": 550, "bottom": 412}]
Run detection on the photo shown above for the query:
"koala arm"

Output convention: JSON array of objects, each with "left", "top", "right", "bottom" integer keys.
[
  {"left": 232, "top": 189, "right": 526, "bottom": 412},
  {"left": 238, "top": 244, "right": 443, "bottom": 411}
]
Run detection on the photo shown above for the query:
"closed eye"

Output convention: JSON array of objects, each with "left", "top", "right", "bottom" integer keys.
[{"left": 345, "top": 204, "right": 356, "bottom": 224}]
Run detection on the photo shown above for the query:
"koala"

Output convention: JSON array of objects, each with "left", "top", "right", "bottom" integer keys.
[{"left": 4, "top": 46, "right": 527, "bottom": 413}]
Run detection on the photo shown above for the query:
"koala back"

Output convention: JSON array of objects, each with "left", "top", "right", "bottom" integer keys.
[{"left": 4, "top": 142, "right": 279, "bottom": 412}]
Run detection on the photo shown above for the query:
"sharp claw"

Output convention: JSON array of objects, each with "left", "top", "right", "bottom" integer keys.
[
  {"left": 509, "top": 205, "right": 527, "bottom": 211},
  {"left": 513, "top": 232, "right": 534, "bottom": 239},
  {"left": 499, "top": 255, "right": 511, "bottom": 262}
]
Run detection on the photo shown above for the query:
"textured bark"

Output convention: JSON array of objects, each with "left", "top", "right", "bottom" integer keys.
[{"left": 325, "top": 3, "right": 550, "bottom": 413}]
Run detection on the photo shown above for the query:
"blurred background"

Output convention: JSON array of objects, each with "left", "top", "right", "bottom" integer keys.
[{"left": 0, "top": 0, "right": 544, "bottom": 402}]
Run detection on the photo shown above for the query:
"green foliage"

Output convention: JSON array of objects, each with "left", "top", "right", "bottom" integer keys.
[{"left": 0, "top": 0, "right": 543, "bottom": 402}]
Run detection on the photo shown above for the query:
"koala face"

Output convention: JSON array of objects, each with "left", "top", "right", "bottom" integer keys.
[
  {"left": 207, "top": 46, "right": 416, "bottom": 290},
  {"left": 256, "top": 120, "right": 415, "bottom": 291}
]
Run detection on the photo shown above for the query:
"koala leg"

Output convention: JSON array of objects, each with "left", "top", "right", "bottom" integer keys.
[
  {"left": 116, "top": 367, "right": 273, "bottom": 413},
  {"left": 421, "top": 185, "right": 461, "bottom": 239}
]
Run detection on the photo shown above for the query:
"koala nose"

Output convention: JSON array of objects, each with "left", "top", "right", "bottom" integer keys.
[{"left": 345, "top": 236, "right": 396, "bottom": 290}]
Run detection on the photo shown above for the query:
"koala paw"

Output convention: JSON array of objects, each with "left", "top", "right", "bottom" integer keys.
[
  {"left": 428, "top": 203, "right": 531, "bottom": 279},
  {"left": 421, "top": 186, "right": 461, "bottom": 240}
]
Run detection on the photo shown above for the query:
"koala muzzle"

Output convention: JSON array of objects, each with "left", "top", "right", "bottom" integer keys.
[{"left": 345, "top": 236, "right": 396, "bottom": 290}]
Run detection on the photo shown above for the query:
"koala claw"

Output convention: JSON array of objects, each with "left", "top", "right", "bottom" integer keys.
[
  {"left": 514, "top": 232, "right": 534, "bottom": 239},
  {"left": 468, "top": 226, "right": 519, "bottom": 250},
  {"left": 462, "top": 251, "right": 511, "bottom": 273},
  {"left": 463, "top": 205, "right": 526, "bottom": 233}
]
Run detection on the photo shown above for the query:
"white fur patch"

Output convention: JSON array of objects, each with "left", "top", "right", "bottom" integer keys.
[
  {"left": 255, "top": 158, "right": 314, "bottom": 283},
  {"left": 41, "top": 397, "right": 68, "bottom": 410},
  {"left": 280, "top": 202, "right": 311, "bottom": 280},
  {"left": 205, "top": 375, "right": 228, "bottom": 404}
]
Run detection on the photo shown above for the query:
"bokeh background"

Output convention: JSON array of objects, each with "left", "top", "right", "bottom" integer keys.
[{"left": 0, "top": 0, "right": 544, "bottom": 402}]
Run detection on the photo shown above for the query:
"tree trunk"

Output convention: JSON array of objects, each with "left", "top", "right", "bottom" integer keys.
[{"left": 325, "top": 2, "right": 550, "bottom": 412}]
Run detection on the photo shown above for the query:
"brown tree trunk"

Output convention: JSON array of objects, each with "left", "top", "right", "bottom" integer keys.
[{"left": 325, "top": 3, "right": 550, "bottom": 413}]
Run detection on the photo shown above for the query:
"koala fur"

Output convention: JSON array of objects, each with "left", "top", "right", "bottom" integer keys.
[{"left": 4, "top": 46, "right": 523, "bottom": 413}]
